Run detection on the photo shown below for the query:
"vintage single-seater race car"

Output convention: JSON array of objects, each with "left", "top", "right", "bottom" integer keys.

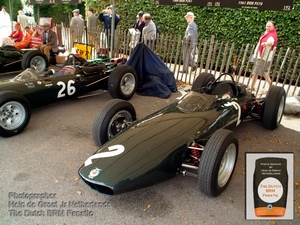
[
  {"left": 78, "top": 72, "right": 286, "bottom": 197},
  {"left": 0, "top": 54, "right": 137, "bottom": 137},
  {"left": 0, "top": 46, "right": 48, "bottom": 73}
]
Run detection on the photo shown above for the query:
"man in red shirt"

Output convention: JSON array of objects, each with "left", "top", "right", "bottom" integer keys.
[{"left": 249, "top": 21, "right": 278, "bottom": 92}]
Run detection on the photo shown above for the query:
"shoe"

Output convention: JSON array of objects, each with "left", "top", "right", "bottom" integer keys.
[{"left": 191, "top": 66, "right": 197, "bottom": 72}]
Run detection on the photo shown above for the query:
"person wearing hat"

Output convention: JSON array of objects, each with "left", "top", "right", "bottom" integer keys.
[
  {"left": 0, "top": 23, "right": 23, "bottom": 47},
  {"left": 182, "top": 12, "right": 198, "bottom": 73},
  {"left": 98, "top": 5, "right": 121, "bottom": 55},
  {"left": 17, "top": 10, "right": 29, "bottom": 31},
  {"left": 128, "top": 11, "right": 145, "bottom": 48},
  {"left": 98, "top": 5, "right": 121, "bottom": 30},
  {"left": 35, "top": 23, "right": 58, "bottom": 63},
  {"left": 0, "top": 6, "right": 12, "bottom": 39},
  {"left": 87, "top": 7, "right": 98, "bottom": 44},
  {"left": 132, "top": 11, "right": 145, "bottom": 33},
  {"left": 70, "top": 8, "right": 84, "bottom": 46}
]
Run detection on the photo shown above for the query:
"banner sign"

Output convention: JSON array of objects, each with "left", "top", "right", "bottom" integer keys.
[
  {"left": 154, "top": 0, "right": 293, "bottom": 11},
  {"left": 28, "top": 0, "right": 81, "bottom": 4}
]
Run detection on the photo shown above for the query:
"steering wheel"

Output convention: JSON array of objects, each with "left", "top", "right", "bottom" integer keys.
[{"left": 206, "top": 73, "right": 238, "bottom": 96}]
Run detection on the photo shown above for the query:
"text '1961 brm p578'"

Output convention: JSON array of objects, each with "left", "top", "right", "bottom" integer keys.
[
  {"left": 78, "top": 72, "right": 286, "bottom": 197},
  {"left": 0, "top": 54, "right": 137, "bottom": 137}
]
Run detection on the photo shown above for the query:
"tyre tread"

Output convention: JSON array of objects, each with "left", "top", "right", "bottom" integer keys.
[{"left": 198, "top": 129, "right": 238, "bottom": 197}]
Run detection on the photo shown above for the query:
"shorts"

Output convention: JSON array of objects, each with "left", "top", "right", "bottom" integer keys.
[{"left": 252, "top": 58, "right": 271, "bottom": 75}]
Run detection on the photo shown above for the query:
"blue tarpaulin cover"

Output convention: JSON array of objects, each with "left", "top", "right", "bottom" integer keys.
[{"left": 126, "top": 43, "right": 177, "bottom": 98}]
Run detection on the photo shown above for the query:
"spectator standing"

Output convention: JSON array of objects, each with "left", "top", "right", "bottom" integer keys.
[
  {"left": 27, "top": 12, "right": 35, "bottom": 26},
  {"left": 35, "top": 23, "right": 58, "bottom": 63},
  {"left": 98, "top": 5, "right": 121, "bottom": 55},
  {"left": 182, "top": 12, "right": 198, "bottom": 73},
  {"left": 133, "top": 11, "right": 145, "bottom": 33},
  {"left": 249, "top": 21, "right": 278, "bottom": 92},
  {"left": 142, "top": 13, "right": 156, "bottom": 51},
  {"left": 87, "top": 7, "right": 97, "bottom": 45},
  {"left": 98, "top": 5, "right": 121, "bottom": 31},
  {"left": 17, "top": 10, "right": 29, "bottom": 31},
  {"left": 0, "top": 6, "right": 12, "bottom": 39},
  {"left": 70, "top": 9, "right": 85, "bottom": 46},
  {"left": 131, "top": 11, "right": 145, "bottom": 44},
  {"left": 0, "top": 23, "right": 23, "bottom": 46}
]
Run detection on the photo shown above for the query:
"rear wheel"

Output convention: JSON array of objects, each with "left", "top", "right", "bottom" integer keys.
[
  {"left": 0, "top": 91, "right": 31, "bottom": 137},
  {"left": 92, "top": 99, "right": 137, "bottom": 146},
  {"left": 21, "top": 50, "right": 48, "bottom": 72},
  {"left": 198, "top": 129, "right": 238, "bottom": 197},
  {"left": 191, "top": 72, "right": 215, "bottom": 91},
  {"left": 108, "top": 65, "right": 137, "bottom": 100},
  {"left": 262, "top": 86, "right": 286, "bottom": 130}
]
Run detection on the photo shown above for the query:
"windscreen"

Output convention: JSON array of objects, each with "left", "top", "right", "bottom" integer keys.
[
  {"left": 13, "top": 68, "right": 40, "bottom": 82},
  {"left": 177, "top": 92, "right": 216, "bottom": 112}
]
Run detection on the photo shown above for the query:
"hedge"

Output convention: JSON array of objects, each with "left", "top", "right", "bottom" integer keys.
[
  {"left": 89, "top": 0, "right": 300, "bottom": 51},
  {"left": 26, "top": 0, "right": 299, "bottom": 52}
]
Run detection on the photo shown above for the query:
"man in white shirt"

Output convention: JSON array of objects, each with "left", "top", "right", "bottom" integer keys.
[
  {"left": 17, "top": 10, "right": 29, "bottom": 31},
  {"left": 0, "top": 6, "right": 12, "bottom": 39},
  {"left": 142, "top": 13, "right": 156, "bottom": 51}
]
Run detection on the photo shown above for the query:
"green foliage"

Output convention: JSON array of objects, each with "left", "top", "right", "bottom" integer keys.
[
  {"left": 87, "top": 0, "right": 299, "bottom": 51},
  {"left": 5, "top": 0, "right": 297, "bottom": 51},
  {"left": 33, "top": 3, "right": 85, "bottom": 26}
]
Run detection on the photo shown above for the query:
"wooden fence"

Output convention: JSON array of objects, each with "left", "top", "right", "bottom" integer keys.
[{"left": 55, "top": 25, "right": 299, "bottom": 97}]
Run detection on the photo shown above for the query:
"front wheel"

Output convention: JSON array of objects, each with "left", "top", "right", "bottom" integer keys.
[
  {"left": 262, "top": 86, "right": 286, "bottom": 130},
  {"left": 92, "top": 99, "right": 137, "bottom": 147},
  {"left": 0, "top": 91, "right": 31, "bottom": 137},
  {"left": 108, "top": 65, "right": 137, "bottom": 100},
  {"left": 198, "top": 129, "right": 238, "bottom": 197}
]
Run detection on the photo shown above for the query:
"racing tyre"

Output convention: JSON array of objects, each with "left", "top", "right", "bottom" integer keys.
[
  {"left": 198, "top": 129, "right": 238, "bottom": 197},
  {"left": 92, "top": 99, "right": 137, "bottom": 146},
  {"left": 0, "top": 91, "right": 31, "bottom": 137},
  {"left": 191, "top": 72, "right": 215, "bottom": 91},
  {"left": 262, "top": 85, "right": 286, "bottom": 130},
  {"left": 108, "top": 65, "right": 137, "bottom": 100},
  {"left": 21, "top": 50, "right": 48, "bottom": 72}
]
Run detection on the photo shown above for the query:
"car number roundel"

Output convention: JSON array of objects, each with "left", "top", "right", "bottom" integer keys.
[{"left": 85, "top": 145, "right": 125, "bottom": 167}]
